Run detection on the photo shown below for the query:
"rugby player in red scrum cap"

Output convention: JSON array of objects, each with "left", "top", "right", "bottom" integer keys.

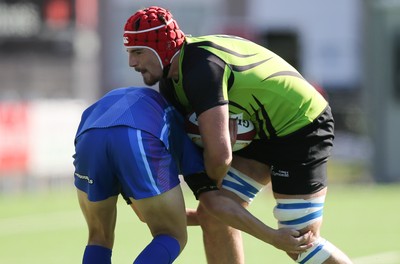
[{"left": 123, "top": 6, "right": 352, "bottom": 264}]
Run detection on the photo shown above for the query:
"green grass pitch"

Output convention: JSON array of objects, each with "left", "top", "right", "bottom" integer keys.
[{"left": 0, "top": 184, "right": 399, "bottom": 263}]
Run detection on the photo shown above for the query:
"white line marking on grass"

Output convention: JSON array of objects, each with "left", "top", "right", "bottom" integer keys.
[{"left": 353, "top": 251, "right": 400, "bottom": 264}]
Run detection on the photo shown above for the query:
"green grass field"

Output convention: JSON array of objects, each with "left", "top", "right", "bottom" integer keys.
[{"left": 1, "top": 183, "right": 400, "bottom": 263}]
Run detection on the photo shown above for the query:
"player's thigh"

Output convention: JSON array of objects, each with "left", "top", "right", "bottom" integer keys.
[
  {"left": 232, "top": 154, "right": 271, "bottom": 185},
  {"left": 77, "top": 189, "right": 118, "bottom": 227},
  {"left": 129, "top": 185, "right": 187, "bottom": 244}
]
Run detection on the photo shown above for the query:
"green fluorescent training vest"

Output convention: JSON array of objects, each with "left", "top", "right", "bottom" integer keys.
[{"left": 175, "top": 35, "right": 328, "bottom": 139}]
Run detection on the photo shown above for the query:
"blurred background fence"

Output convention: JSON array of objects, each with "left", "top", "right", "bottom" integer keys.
[{"left": 1, "top": 0, "right": 400, "bottom": 193}]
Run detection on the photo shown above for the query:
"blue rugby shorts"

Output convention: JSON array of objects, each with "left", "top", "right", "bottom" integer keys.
[{"left": 73, "top": 126, "right": 182, "bottom": 201}]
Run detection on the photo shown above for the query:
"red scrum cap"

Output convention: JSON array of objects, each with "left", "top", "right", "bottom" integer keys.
[{"left": 123, "top": 6, "right": 185, "bottom": 69}]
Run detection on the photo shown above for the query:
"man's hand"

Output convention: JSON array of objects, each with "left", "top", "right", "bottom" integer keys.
[{"left": 271, "top": 228, "right": 314, "bottom": 254}]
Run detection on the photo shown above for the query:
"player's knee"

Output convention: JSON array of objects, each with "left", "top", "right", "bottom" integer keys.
[
  {"left": 196, "top": 201, "right": 224, "bottom": 232},
  {"left": 296, "top": 238, "right": 334, "bottom": 264},
  {"left": 197, "top": 202, "right": 217, "bottom": 221},
  {"left": 273, "top": 196, "right": 334, "bottom": 264},
  {"left": 273, "top": 196, "right": 325, "bottom": 230},
  {"left": 87, "top": 229, "right": 114, "bottom": 248},
  {"left": 198, "top": 190, "right": 225, "bottom": 216}
]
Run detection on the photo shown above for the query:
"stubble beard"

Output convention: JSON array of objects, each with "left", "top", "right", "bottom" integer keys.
[
  {"left": 143, "top": 76, "right": 158, "bottom": 86},
  {"left": 141, "top": 70, "right": 162, "bottom": 86}
]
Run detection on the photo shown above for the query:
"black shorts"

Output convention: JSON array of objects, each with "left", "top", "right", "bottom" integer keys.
[{"left": 234, "top": 106, "right": 334, "bottom": 195}]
